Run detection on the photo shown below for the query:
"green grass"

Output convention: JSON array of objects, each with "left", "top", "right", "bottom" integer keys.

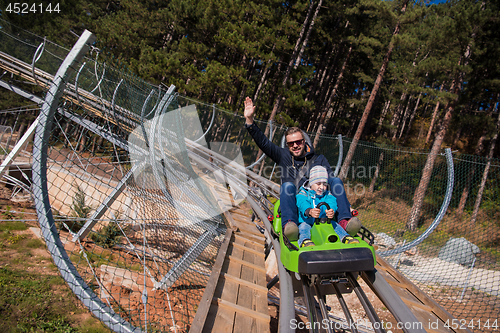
[
  {"left": 0, "top": 217, "right": 111, "bottom": 333},
  {"left": 0, "top": 266, "right": 111, "bottom": 333}
]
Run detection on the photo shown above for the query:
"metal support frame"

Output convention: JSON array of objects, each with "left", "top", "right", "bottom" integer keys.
[
  {"left": 0, "top": 113, "right": 41, "bottom": 177},
  {"left": 347, "top": 272, "right": 386, "bottom": 333},
  {"left": 72, "top": 162, "right": 142, "bottom": 242},
  {"left": 154, "top": 225, "right": 219, "bottom": 290},
  {"left": 313, "top": 282, "right": 334, "bottom": 333},
  {"left": 31, "top": 29, "right": 142, "bottom": 333},
  {"left": 301, "top": 275, "right": 320, "bottom": 332}
]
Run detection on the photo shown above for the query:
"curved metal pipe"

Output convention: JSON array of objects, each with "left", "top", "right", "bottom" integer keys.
[
  {"left": 140, "top": 89, "right": 155, "bottom": 148},
  {"left": 145, "top": 85, "right": 162, "bottom": 119},
  {"left": 74, "top": 61, "right": 86, "bottom": 103},
  {"left": 111, "top": 79, "right": 124, "bottom": 115},
  {"left": 31, "top": 29, "right": 141, "bottom": 333},
  {"left": 334, "top": 134, "right": 343, "bottom": 177},
  {"left": 90, "top": 62, "right": 106, "bottom": 94},
  {"left": 194, "top": 104, "right": 216, "bottom": 143},
  {"left": 111, "top": 78, "right": 124, "bottom": 130},
  {"left": 31, "top": 37, "right": 46, "bottom": 87},
  {"left": 379, "top": 148, "right": 455, "bottom": 256}
]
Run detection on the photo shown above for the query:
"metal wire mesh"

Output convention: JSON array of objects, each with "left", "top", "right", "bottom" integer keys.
[
  {"left": 1, "top": 20, "right": 499, "bottom": 332},
  {"left": 309, "top": 136, "right": 500, "bottom": 330},
  {"left": 6, "top": 27, "right": 229, "bottom": 332}
]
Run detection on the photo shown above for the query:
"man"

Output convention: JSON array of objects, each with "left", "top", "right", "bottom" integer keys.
[{"left": 243, "top": 97, "right": 361, "bottom": 240}]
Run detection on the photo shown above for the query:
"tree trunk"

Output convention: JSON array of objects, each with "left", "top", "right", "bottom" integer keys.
[
  {"left": 455, "top": 107, "right": 492, "bottom": 215},
  {"left": 375, "top": 100, "right": 391, "bottom": 135},
  {"left": 339, "top": 0, "right": 409, "bottom": 180},
  {"left": 406, "top": 91, "right": 456, "bottom": 230},
  {"left": 397, "top": 95, "right": 414, "bottom": 140},
  {"left": 426, "top": 82, "right": 445, "bottom": 144},
  {"left": 253, "top": 0, "right": 321, "bottom": 172},
  {"left": 469, "top": 107, "right": 500, "bottom": 225},
  {"left": 407, "top": 36, "right": 474, "bottom": 230},
  {"left": 390, "top": 92, "right": 408, "bottom": 141},
  {"left": 402, "top": 91, "right": 422, "bottom": 144},
  {"left": 369, "top": 151, "right": 384, "bottom": 193},
  {"left": 418, "top": 102, "right": 430, "bottom": 140},
  {"left": 312, "top": 45, "right": 352, "bottom": 149}
]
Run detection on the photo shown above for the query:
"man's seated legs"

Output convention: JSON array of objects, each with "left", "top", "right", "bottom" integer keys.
[
  {"left": 280, "top": 181, "right": 299, "bottom": 240},
  {"left": 328, "top": 177, "right": 361, "bottom": 236}
]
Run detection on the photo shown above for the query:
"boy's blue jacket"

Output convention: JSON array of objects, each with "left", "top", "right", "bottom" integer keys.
[{"left": 297, "top": 186, "right": 338, "bottom": 225}]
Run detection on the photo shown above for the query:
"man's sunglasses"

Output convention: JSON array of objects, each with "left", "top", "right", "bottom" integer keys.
[{"left": 286, "top": 139, "right": 305, "bottom": 147}]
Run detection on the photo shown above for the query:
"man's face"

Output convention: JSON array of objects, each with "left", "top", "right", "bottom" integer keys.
[{"left": 286, "top": 132, "right": 305, "bottom": 158}]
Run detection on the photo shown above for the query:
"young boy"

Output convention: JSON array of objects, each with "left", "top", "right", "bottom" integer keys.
[{"left": 296, "top": 166, "right": 359, "bottom": 247}]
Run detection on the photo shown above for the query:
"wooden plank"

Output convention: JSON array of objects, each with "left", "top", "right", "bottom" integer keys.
[
  {"left": 221, "top": 273, "right": 268, "bottom": 293},
  {"left": 208, "top": 186, "right": 238, "bottom": 231},
  {"left": 190, "top": 228, "right": 233, "bottom": 333},
  {"left": 230, "top": 242, "right": 265, "bottom": 258},
  {"left": 234, "top": 233, "right": 264, "bottom": 247},
  {"left": 231, "top": 214, "right": 255, "bottom": 225},
  {"left": 203, "top": 236, "right": 244, "bottom": 332},
  {"left": 225, "top": 255, "right": 267, "bottom": 273},
  {"left": 235, "top": 246, "right": 258, "bottom": 332},
  {"left": 229, "top": 208, "right": 251, "bottom": 217},
  {"left": 247, "top": 243, "right": 270, "bottom": 333},
  {"left": 232, "top": 222, "right": 265, "bottom": 237},
  {"left": 401, "top": 298, "right": 434, "bottom": 312},
  {"left": 234, "top": 231, "right": 265, "bottom": 244},
  {"left": 203, "top": 306, "right": 234, "bottom": 333},
  {"left": 210, "top": 244, "right": 244, "bottom": 330},
  {"left": 212, "top": 298, "right": 270, "bottom": 322}
]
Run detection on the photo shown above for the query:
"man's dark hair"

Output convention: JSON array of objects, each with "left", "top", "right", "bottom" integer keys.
[{"left": 284, "top": 127, "right": 304, "bottom": 139}]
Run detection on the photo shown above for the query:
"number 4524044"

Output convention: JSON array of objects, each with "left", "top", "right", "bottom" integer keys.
[{"left": 6, "top": 3, "right": 60, "bottom": 14}]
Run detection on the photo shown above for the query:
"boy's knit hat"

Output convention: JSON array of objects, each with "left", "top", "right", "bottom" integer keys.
[{"left": 309, "top": 166, "right": 328, "bottom": 186}]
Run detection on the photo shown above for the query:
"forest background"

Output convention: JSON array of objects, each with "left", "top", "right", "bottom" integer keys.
[{"left": 1, "top": 0, "right": 499, "bottom": 160}]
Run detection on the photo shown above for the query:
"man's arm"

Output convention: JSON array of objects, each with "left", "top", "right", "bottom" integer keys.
[{"left": 244, "top": 97, "right": 282, "bottom": 163}]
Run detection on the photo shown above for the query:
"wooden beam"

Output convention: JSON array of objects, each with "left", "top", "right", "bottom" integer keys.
[
  {"left": 234, "top": 233, "right": 264, "bottom": 246},
  {"left": 190, "top": 228, "right": 233, "bottom": 333},
  {"left": 212, "top": 298, "right": 270, "bottom": 322},
  {"left": 230, "top": 242, "right": 265, "bottom": 258},
  {"left": 221, "top": 273, "right": 268, "bottom": 293},
  {"left": 225, "top": 255, "right": 267, "bottom": 273}
]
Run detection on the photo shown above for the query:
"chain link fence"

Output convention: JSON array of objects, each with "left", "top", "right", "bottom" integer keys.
[{"left": 1, "top": 19, "right": 499, "bottom": 332}]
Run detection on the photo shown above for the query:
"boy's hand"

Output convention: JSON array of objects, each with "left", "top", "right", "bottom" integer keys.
[
  {"left": 244, "top": 97, "right": 255, "bottom": 125},
  {"left": 326, "top": 209, "right": 335, "bottom": 219},
  {"left": 309, "top": 208, "right": 321, "bottom": 218}
]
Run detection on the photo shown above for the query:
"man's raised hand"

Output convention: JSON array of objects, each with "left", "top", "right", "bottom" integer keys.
[{"left": 244, "top": 97, "right": 255, "bottom": 125}]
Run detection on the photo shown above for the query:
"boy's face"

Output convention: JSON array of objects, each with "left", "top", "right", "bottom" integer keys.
[{"left": 310, "top": 182, "right": 327, "bottom": 195}]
